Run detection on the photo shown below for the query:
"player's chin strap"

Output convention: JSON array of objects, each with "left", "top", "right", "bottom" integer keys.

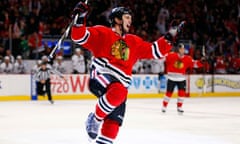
[
  {"left": 115, "top": 20, "right": 126, "bottom": 37},
  {"left": 120, "top": 21, "right": 126, "bottom": 37}
]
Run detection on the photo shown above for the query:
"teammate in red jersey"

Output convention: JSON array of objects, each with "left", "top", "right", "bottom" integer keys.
[
  {"left": 71, "top": 1, "right": 184, "bottom": 143},
  {"left": 161, "top": 43, "right": 203, "bottom": 114}
]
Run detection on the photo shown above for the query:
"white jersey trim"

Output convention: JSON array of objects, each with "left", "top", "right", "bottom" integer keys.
[
  {"left": 72, "top": 29, "right": 90, "bottom": 45},
  {"left": 91, "top": 58, "right": 132, "bottom": 87},
  {"left": 151, "top": 41, "right": 163, "bottom": 59},
  {"left": 167, "top": 72, "right": 186, "bottom": 81}
]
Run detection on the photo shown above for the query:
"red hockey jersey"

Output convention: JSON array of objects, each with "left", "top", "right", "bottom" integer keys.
[
  {"left": 164, "top": 52, "right": 202, "bottom": 81},
  {"left": 215, "top": 56, "right": 227, "bottom": 74},
  {"left": 71, "top": 25, "right": 172, "bottom": 87}
]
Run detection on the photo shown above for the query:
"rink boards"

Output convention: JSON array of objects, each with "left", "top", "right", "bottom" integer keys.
[{"left": 0, "top": 74, "right": 240, "bottom": 100}]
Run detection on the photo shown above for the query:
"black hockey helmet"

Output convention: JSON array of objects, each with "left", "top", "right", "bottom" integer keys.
[
  {"left": 173, "top": 43, "right": 184, "bottom": 52},
  {"left": 175, "top": 43, "right": 185, "bottom": 54},
  {"left": 177, "top": 43, "right": 184, "bottom": 49},
  {"left": 109, "top": 7, "right": 132, "bottom": 26}
]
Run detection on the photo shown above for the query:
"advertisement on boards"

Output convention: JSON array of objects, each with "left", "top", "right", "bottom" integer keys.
[
  {"left": 49, "top": 74, "right": 165, "bottom": 95},
  {"left": 191, "top": 75, "right": 240, "bottom": 92},
  {"left": 50, "top": 74, "right": 91, "bottom": 95},
  {"left": 0, "top": 75, "right": 30, "bottom": 96}
]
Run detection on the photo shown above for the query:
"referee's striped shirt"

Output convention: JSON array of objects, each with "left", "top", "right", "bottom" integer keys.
[{"left": 33, "top": 66, "right": 63, "bottom": 81}]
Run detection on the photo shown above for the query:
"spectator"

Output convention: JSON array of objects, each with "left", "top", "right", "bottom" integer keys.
[
  {"left": 0, "top": 56, "right": 13, "bottom": 74},
  {"left": 151, "top": 59, "right": 165, "bottom": 93},
  {"left": 41, "top": 55, "right": 52, "bottom": 68},
  {"left": 156, "top": 7, "right": 169, "bottom": 35},
  {"left": 151, "top": 59, "right": 165, "bottom": 74},
  {"left": 232, "top": 54, "right": 240, "bottom": 73},
  {"left": 71, "top": 48, "right": 86, "bottom": 74},
  {"left": 19, "top": 34, "right": 29, "bottom": 59},
  {"left": 13, "top": 55, "right": 27, "bottom": 74},
  {"left": 53, "top": 55, "right": 66, "bottom": 74},
  {"left": 31, "top": 59, "right": 42, "bottom": 74},
  {"left": 12, "top": 19, "right": 25, "bottom": 57},
  {"left": 214, "top": 55, "right": 227, "bottom": 74},
  {"left": 5, "top": 49, "right": 15, "bottom": 63},
  {"left": 132, "top": 60, "right": 144, "bottom": 74},
  {"left": 28, "top": 32, "right": 42, "bottom": 59},
  {"left": 142, "top": 60, "right": 152, "bottom": 74}
]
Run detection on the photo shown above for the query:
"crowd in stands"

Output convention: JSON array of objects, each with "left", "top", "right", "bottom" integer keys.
[
  {"left": 0, "top": 48, "right": 87, "bottom": 74},
  {"left": 0, "top": 0, "right": 240, "bottom": 74}
]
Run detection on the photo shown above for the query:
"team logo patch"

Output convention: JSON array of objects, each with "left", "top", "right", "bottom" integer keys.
[
  {"left": 111, "top": 39, "right": 130, "bottom": 61},
  {"left": 174, "top": 60, "right": 184, "bottom": 69}
]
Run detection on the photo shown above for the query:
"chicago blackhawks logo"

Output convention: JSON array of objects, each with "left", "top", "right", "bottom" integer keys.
[
  {"left": 111, "top": 39, "right": 130, "bottom": 61},
  {"left": 174, "top": 60, "right": 184, "bottom": 69}
]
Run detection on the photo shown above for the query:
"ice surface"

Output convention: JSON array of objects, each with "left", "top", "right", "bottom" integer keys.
[{"left": 0, "top": 97, "right": 240, "bottom": 144}]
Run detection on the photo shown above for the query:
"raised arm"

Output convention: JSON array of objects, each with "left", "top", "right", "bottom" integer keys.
[{"left": 136, "top": 21, "right": 186, "bottom": 60}]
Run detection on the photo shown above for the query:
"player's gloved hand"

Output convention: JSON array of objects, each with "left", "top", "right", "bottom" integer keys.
[
  {"left": 47, "top": 57, "right": 54, "bottom": 65},
  {"left": 72, "top": 1, "right": 90, "bottom": 26},
  {"left": 165, "top": 20, "right": 186, "bottom": 42}
]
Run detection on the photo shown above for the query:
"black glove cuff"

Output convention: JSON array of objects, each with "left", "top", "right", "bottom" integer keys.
[
  {"left": 73, "top": 11, "right": 88, "bottom": 26},
  {"left": 76, "top": 17, "right": 85, "bottom": 25},
  {"left": 164, "top": 33, "right": 173, "bottom": 42}
]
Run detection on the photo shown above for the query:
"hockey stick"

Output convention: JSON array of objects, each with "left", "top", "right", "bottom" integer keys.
[
  {"left": 48, "top": 0, "right": 88, "bottom": 60},
  {"left": 177, "top": 21, "right": 186, "bottom": 33}
]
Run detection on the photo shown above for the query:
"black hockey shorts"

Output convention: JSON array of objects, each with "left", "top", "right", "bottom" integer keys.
[
  {"left": 88, "top": 78, "right": 106, "bottom": 97},
  {"left": 106, "top": 101, "right": 126, "bottom": 126},
  {"left": 167, "top": 79, "right": 186, "bottom": 92}
]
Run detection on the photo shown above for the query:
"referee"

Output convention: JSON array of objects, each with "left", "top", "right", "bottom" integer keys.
[{"left": 33, "top": 61, "right": 64, "bottom": 104}]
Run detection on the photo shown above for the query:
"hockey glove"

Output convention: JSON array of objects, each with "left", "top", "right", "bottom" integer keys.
[
  {"left": 72, "top": 1, "right": 90, "bottom": 26},
  {"left": 165, "top": 20, "right": 186, "bottom": 42}
]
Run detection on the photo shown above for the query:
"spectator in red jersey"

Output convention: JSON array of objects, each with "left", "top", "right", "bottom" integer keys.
[
  {"left": 226, "top": 54, "right": 236, "bottom": 74},
  {"left": 232, "top": 55, "right": 240, "bottom": 73},
  {"left": 28, "top": 31, "right": 42, "bottom": 59},
  {"left": 214, "top": 55, "right": 227, "bottom": 74},
  {"left": 161, "top": 43, "right": 203, "bottom": 114},
  {"left": 202, "top": 59, "right": 210, "bottom": 73}
]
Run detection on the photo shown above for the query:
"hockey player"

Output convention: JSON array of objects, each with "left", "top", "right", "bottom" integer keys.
[
  {"left": 71, "top": 1, "right": 184, "bottom": 143},
  {"left": 161, "top": 43, "right": 203, "bottom": 114}
]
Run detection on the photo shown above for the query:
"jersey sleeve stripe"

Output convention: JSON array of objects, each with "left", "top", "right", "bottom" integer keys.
[
  {"left": 71, "top": 30, "right": 90, "bottom": 45},
  {"left": 152, "top": 42, "right": 163, "bottom": 59}
]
